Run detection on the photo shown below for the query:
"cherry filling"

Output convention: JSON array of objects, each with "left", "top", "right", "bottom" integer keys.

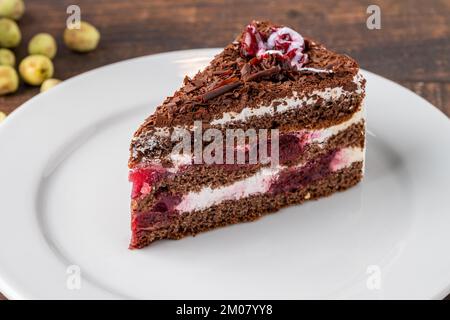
[
  {"left": 225, "top": 131, "right": 311, "bottom": 165},
  {"left": 269, "top": 150, "right": 338, "bottom": 194},
  {"left": 278, "top": 133, "right": 306, "bottom": 164},
  {"left": 132, "top": 193, "right": 182, "bottom": 229},
  {"left": 129, "top": 166, "right": 166, "bottom": 199}
]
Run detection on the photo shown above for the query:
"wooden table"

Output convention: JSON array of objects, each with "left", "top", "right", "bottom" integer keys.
[{"left": 0, "top": 0, "right": 449, "bottom": 300}]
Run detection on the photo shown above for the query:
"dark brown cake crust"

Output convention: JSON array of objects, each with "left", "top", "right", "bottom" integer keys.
[{"left": 130, "top": 162, "right": 363, "bottom": 248}]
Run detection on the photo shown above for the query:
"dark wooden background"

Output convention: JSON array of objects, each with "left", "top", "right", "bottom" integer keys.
[{"left": 0, "top": 0, "right": 449, "bottom": 300}]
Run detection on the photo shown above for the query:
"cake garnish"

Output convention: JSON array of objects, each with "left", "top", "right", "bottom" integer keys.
[
  {"left": 242, "top": 65, "right": 281, "bottom": 82},
  {"left": 201, "top": 77, "right": 242, "bottom": 102},
  {"left": 240, "top": 21, "right": 308, "bottom": 71}
]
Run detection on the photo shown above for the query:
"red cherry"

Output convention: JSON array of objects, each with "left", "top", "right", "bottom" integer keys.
[
  {"left": 239, "top": 24, "right": 308, "bottom": 69},
  {"left": 286, "top": 49, "right": 297, "bottom": 59},
  {"left": 129, "top": 167, "right": 165, "bottom": 198},
  {"left": 280, "top": 33, "right": 292, "bottom": 41},
  {"left": 241, "top": 26, "right": 258, "bottom": 57}
]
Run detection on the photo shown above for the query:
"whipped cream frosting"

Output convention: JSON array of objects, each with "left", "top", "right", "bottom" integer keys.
[
  {"left": 329, "top": 147, "right": 364, "bottom": 172},
  {"left": 307, "top": 106, "right": 365, "bottom": 144},
  {"left": 175, "top": 166, "right": 279, "bottom": 213}
]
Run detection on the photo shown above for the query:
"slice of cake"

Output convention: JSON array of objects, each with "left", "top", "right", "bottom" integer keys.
[{"left": 128, "top": 21, "right": 366, "bottom": 249}]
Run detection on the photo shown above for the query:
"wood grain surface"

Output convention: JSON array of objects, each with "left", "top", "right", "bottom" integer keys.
[{"left": 0, "top": 0, "right": 449, "bottom": 300}]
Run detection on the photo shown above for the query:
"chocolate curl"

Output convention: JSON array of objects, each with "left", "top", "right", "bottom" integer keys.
[
  {"left": 243, "top": 66, "right": 281, "bottom": 82},
  {"left": 201, "top": 79, "right": 242, "bottom": 102}
]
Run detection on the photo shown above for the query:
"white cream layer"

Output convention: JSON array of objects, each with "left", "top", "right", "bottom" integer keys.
[
  {"left": 174, "top": 146, "right": 364, "bottom": 213},
  {"left": 307, "top": 106, "right": 364, "bottom": 144}
]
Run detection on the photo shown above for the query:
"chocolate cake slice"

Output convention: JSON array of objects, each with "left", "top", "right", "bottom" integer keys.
[{"left": 128, "top": 21, "right": 366, "bottom": 249}]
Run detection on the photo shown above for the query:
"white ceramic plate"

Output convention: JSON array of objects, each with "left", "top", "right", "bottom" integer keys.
[{"left": 0, "top": 49, "right": 449, "bottom": 300}]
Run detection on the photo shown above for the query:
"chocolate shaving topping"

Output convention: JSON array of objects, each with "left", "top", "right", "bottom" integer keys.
[
  {"left": 222, "top": 61, "right": 237, "bottom": 68},
  {"left": 214, "top": 77, "right": 239, "bottom": 89},
  {"left": 184, "top": 83, "right": 198, "bottom": 93},
  {"left": 172, "top": 96, "right": 182, "bottom": 104},
  {"left": 166, "top": 102, "right": 176, "bottom": 122},
  {"left": 240, "top": 63, "right": 251, "bottom": 78},
  {"left": 243, "top": 65, "right": 282, "bottom": 82},
  {"left": 212, "top": 69, "right": 232, "bottom": 76},
  {"left": 191, "top": 78, "right": 205, "bottom": 87},
  {"left": 205, "top": 79, "right": 219, "bottom": 91},
  {"left": 201, "top": 79, "right": 242, "bottom": 102}
]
